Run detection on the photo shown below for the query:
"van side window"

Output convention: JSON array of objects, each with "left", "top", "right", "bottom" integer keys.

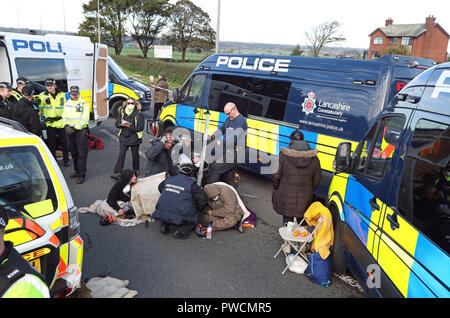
[
  {"left": 15, "top": 58, "right": 68, "bottom": 92},
  {"left": 208, "top": 74, "right": 253, "bottom": 114},
  {"left": 398, "top": 120, "right": 449, "bottom": 254},
  {"left": 180, "top": 74, "right": 206, "bottom": 106},
  {"left": 251, "top": 79, "right": 290, "bottom": 121},
  {"left": 354, "top": 116, "right": 405, "bottom": 178}
]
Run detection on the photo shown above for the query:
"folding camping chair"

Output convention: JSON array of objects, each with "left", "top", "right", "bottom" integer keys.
[{"left": 274, "top": 216, "right": 323, "bottom": 275}]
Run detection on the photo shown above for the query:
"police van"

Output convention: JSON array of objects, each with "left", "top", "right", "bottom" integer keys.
[
  {"left": 0, "top": 31, "right": 108, "bottom": 124},
  {"left": 108, "top": 56, "right": 152, "bottom": 118},
  {"left": 0, "top": 117, "right": 84, "bottom": 297},
  {"left": 328, "top": 62, "right": 450, "bottom": 297},
  {"left": 157, "top": 53, "right": 435, "bottom": 198}
]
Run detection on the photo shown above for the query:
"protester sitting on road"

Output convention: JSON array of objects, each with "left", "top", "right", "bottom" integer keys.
[
  {"left": 196, "top": 183, "right": 244, "bottom": 236},
  {"left": 144, "top": 130, "right": 177, "bottom": 177},
  {"left": 152, "top": 162, "right": 209, "bottom": 239},
  {"left": 107, "top": 169, "right": 138, "bottom": 219},
  {"left": 272, "top": 129, "right": 321, "bottom": 226},
  {"left": 111, "top": 98, "right": 144, "bottom": 180}
]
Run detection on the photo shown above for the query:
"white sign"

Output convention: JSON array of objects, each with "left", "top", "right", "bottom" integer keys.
[{"left": 154, "top": 45, "right": 173, "bottom": 59}]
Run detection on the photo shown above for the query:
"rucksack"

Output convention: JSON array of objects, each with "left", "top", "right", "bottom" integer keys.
[
  {"left": 304, "top": 251, "right": 331, "bottom": 287},
  {"left": 87, "top": 134, "right": 104, "bottom": 150}
]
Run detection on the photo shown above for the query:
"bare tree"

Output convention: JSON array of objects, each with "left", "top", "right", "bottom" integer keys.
[
  {"left": 305, "top": 21, "right": 345, "bottom": 57},
  {"left": 165, "top": 0, "right": 215, "bottom": 62},
  {"left": 129, "top": 0, "right": 170, "bottom": 58}
]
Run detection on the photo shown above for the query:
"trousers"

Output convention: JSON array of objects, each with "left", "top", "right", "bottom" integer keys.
[
  {"left": 46, "top": 126, "right": 69, "bottom": 163},
  {"left": 68, "top": 129, "right": 88, "bottom": 176},
  {"left": 206, "top": 163, "right": 237, "bottom": 188},
  {"left": 114, "top": 143, "right": 140, "bottom": 174}
]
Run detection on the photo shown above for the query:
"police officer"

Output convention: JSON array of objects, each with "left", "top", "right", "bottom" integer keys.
[
  {"left": 38, "top": 78, "right": 70, "bottom": 167},
  {"left": 153, "top": 163, "right": 209, "bottom": 239},
  {"left": 62, "top": 86, "right": 90, "bottom": 184},
  {"left": 10, "top": 85, "right": 42, "bottom": 136},
  {"left": 0, "top": 207, "right": 50, "bottom": 298},
  {"left": 0, "top": 82, "right": 16, "bottom": 119},
  {"left": 15, "top": 77, "right": 29, "bottom": 95}
]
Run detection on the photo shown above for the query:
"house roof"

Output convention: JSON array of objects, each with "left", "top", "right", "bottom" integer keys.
[
  {"left": 369, "top": 23, "right": 450, "bottom": 38},
  {"left": 370, "top": 24, "right": 426, "bottom": 37}
]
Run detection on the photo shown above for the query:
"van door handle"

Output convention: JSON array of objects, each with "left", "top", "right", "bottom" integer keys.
[
  {"left": 386, "top": 212, "right": 400, "bottom": 230},
  {"left": 369, "top": 197, "right": 380, "bottom": 211}
]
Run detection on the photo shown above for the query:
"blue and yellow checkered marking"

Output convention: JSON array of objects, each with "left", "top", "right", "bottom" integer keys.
[{"left": 160, "top": 103, "right": 350, "bottom": 173}]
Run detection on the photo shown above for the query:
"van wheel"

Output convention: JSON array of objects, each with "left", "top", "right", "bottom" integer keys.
[
  {"left": 330, "top": 205, "right": 347, "bottom": 274},
  {"left": 110, "top": 100, "right": 124, "bottom": 119},
  {"left": 157, "top": 122, "right": 175, "bottom": 138}
]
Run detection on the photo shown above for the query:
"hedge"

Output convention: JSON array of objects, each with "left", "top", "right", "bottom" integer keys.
[{"left": 110, "top": 55, "right": 198, "bottom": 87}]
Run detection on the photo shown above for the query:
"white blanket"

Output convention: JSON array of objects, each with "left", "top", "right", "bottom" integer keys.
[{"left": 78, "top": 173, "right": 165, "bottom": 227}]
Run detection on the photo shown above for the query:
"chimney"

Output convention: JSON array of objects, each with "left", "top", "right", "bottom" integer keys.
[
  {"left": 425, "top": 15, "right": 436, "bottom": 30},
  {"left": 385, "top": 18, "right": 393, "bottom": 26}
]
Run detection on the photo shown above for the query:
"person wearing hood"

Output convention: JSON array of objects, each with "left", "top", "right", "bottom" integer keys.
[
  {"left": 111, "top": 98, "right": 145, "bottom": 180},
  {"left": 198, "top": 183, "right": 245, "bottom": 234},
  {"left": 10, "top": 85, "right": 42, "bottom": 136},
  {"left": 107, "top": 169, "right": 137, "bottom": 218},
  {"left": 272, "top": 129, "right": 321, "bottom": 225}
]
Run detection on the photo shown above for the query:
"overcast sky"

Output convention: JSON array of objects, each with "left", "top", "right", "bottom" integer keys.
[{"left": 2, "top": 0, "right": 450, "bottom": 51}]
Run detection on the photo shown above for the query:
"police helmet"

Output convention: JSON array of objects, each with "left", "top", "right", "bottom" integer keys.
[{"left": 179, "top": 163, "right": 195, "bottom": 177}]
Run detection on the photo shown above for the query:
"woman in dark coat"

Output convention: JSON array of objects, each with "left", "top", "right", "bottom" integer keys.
[
  {"left": 107, "top": 169, "right": 137, "bottom": 218},
  {"left": 111, "top": 98, "right": 145, "bottom": 180},
  {"left": 272, "top": 130, "right": 321, "bottom": 225}
]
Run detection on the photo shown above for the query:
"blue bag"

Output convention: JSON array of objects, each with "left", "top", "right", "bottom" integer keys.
[{"left": 304, "top": 251, "right": 331, "bottom": 287}]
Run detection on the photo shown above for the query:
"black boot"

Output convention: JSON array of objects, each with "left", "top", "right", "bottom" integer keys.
[{"left": 77, "top": 176, "right": 85, "bottom": 184}]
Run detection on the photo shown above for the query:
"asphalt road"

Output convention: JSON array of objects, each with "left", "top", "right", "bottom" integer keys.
[{"left": 60, "top": 117, "right": 365, "bottom": 299}]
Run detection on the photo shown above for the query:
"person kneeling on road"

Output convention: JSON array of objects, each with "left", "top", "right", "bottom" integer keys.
[
  {"left": 107, "top": 169, "right": 137, "bottom": 219},
  {"left": 196, "top": 183, "right": 244, "bottom": 237},
  {"left": 152, "top": 163, "right": 208, "bottom": 239}
]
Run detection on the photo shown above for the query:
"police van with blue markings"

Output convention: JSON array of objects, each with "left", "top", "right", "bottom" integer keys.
[
  {"left": 329, "top": 62, "right": 450, "bottom": 297},
  {"left": 0, "top": 31, "right": 109, "bottom": 124},
  {"left": 157, "top": 53, "right": 435, "bottom": 198},
  {"left": 107, "top": 56, "right": 151, "bottom": 118}
]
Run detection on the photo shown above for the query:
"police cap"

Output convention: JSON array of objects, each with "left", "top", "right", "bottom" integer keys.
[
  {"left": 70, "top": 86, "right": 80, "bottom": 95},
  {"left": 16, "top": 77, "right": 30, "bottom": 86},
  {"left": 0, "top": 207, "right": 8, "bottom": 230},
  {"left": 45, "top": 79, "right": 56, "bottom": 86},
  {"left": 22, "top": 85, "right": 35, "bottom": 97},
  {"left": 0, "top": 82, "right": 12, "bottom": 90}
]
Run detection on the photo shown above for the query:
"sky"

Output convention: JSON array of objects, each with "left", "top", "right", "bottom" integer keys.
[{"left": 2, "top": 0, "right": 450, "bottom": 51}]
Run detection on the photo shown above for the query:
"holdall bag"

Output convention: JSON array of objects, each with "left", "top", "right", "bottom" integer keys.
[{"left": 304, "top": 251, "right": 331, "bottom": 287}]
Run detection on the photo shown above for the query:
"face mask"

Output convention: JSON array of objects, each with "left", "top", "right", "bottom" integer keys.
[
  {"left": 211, "top": 195, "right": 219, "bottom": 201},
  {"left": 123, "top": 184, "right": 131, "bottom": 194},
  {"left": 126, "top": 104, "right": 135, "bottom": 112}
]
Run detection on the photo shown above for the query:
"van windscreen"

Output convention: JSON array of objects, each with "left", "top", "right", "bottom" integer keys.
[{"left": 0, "top": 146, "right": 58, "bottom": 216}]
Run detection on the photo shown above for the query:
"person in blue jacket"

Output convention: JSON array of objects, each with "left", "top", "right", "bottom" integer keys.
[{"left": 153, "top": 162, "right": 209, "bottom": 239}]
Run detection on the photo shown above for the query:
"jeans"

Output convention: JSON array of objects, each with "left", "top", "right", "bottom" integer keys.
[{"left": 113, "top": 143, "right": 140, "bottom": 174}]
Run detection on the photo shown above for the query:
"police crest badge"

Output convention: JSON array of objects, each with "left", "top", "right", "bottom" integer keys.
[{"left": 301, "top": 92, "right": 317, "bottom": 115}]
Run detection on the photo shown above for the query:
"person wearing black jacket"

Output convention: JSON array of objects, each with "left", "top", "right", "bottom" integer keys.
[
  {"left": 153, "top": 163, "right": 209, "bottom": 239},
  {"left": 144, "top": 131, "right": 176, "bottom": 177},
  {"left": 107, "top": 169, "right": 137, "bottom": 218},
  {"left": 0, "top": 82, "right": 16, "bottom": 119},
  {"left": 111, "top": 98, "right": 145, "bottom": 180},
  {"left": 10, "top": 85, "right": 42, "bottom": 136}
]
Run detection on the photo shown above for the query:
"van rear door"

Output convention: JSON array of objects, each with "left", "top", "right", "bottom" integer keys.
[
  {"left": 0, "top": 37, "right": 12, "bottom": 84},
  {"left": 93, "top": 43, "right": 109, "bottom": 121}
]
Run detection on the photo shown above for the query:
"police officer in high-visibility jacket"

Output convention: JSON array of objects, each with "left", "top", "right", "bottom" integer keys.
[
  {"left": 62, "top": 86, "right": 90, "bottom": 184},
  {"left": 38, "top": 79, "right": 70, "bottom": 167},
  {"left": 0, "top": 207, "right": 50, "bottom": 298}
]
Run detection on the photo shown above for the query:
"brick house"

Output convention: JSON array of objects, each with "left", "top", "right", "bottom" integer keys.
[{"left": 368, "top": 16, "right": 449, "bottom": 63}]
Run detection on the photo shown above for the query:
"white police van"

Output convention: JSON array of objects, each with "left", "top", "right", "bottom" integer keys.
[{"left": 0, "top": 31, "right": 108, "bottom": 124}]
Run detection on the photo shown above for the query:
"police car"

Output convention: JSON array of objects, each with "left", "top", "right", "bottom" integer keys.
[
  {"left": 329, "top": 62, "right": 450, "bottom": 297},
  {"left": 0, "top": 117, "right": 83, "bottom": 297}
]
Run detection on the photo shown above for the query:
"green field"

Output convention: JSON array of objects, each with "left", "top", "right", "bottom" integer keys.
[{"left": 110, "top": 47, "right": 210, "bottom": 62}]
